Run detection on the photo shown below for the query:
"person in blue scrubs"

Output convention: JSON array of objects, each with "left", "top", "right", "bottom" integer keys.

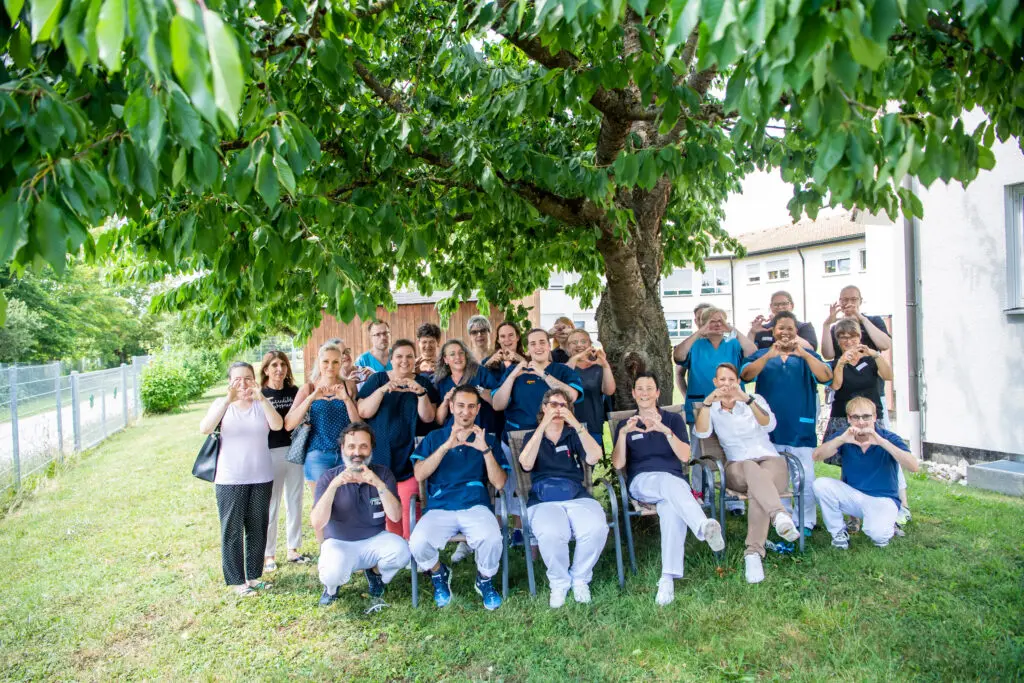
[
  {"left": 741, "top": 311, "right": 833, "bottom": 532},
  {"left": 409, "top": 385, "right": 509, "bottom": 610},
  {"left": 812, "top": 397, "right": 919, "bottom": 549},
  {"left": 434, "top": 339, "right": 499, "bottom": 432},
  {"left": 355, "top": 320, "right": 393, "bottom": 374}
]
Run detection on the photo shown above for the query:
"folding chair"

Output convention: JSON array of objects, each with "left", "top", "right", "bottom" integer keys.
[
  {"left": 506, "top": 428, "right": 625, "bottom": 596},
  {"left": 691, "top": 402, "right": 807, "bottom": 553},
  {"left": 407, "top": 436, "right": 511, "bottom": 607},
  {"left": 607, "top": 405, "right": 717, "bottom": 574}
]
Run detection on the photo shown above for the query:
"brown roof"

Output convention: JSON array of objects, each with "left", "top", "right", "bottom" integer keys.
[{"left": 733, "top": 212, "right": 865, "bottom": 256}]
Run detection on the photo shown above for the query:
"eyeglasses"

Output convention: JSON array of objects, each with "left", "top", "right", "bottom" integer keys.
[
  {"left": 837, "top": 334, "right": 859, "bottom": 341},
  {"left": 847, "top": 414, "right": 873, "bottom": 422},
  {"left": 469, "top": 329, "right": 489, "bottom": 335},
  {"left": 546, "top": 401, "right": 568, "bottom": 408},
  {"left": 371, "top": 332, "right": 390, "bottom": 338},
  {"left": 839, "top": 297, "right": 861, "bottom": 304},
  {"left": 770, "top": 300, "right": 792, "bottom": 308}
]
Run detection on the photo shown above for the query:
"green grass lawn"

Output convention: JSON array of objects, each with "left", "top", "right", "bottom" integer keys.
[{"left": 1, "top": 388, "right": 1023, "bottom": 681}]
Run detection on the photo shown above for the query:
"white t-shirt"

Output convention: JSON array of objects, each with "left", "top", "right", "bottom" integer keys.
[
  {"left": 214, "top": 401, "right": 273, "bottom": 485},
  {"left": 693, "top": 396, "right": 779, "bottom": 462}
]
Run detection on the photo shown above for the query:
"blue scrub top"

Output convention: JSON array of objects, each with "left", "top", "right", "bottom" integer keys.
[
  {"left": 411, "top": 425, "right": 508, "bottom": 512},
  {"left": 741, "top": 348, "right": 829, "bottom": 448},
  {"left": 434, "top": 366, "right": 501, "bottom": 432},
  {"left": 613, "top": 409, "right": 689, "bottom": 488},
  {"left": 496, "top": 362, "right": 584, "bottom": 436},
  {"left": 521, "top": 426, "right": 592, "bottom": 507},
  {"left": 679, "top": 337, "right": 744, "bottom": 423},
  {"left": 355, "top": 351, "right": 392, "bottom": 373},
  {"left": 837, "top": 428, "right": 908, "bottom": 507},
  {"left": 356, "top": 372, "right": 440, "bottom": 481}
]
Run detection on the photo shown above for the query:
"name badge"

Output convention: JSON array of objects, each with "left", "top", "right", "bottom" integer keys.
[
  {"left": 855, "top": 362, "right": 868, "bottom": 371},
  {"left": 372, "top": 511, "right": 385, "bottom": 518},
  {"left": 555, "top": 445, "right": 568, "bottom": 453},
  {"left": 630, "top": 433, "right": 644, "bottom": 441}
]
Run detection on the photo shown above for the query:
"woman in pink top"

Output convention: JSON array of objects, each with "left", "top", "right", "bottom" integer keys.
[{"left": 200, "top": 362, "right": 284, "bottom": 597}]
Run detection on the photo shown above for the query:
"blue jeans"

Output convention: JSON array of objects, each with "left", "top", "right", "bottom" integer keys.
[{"left": 304, "top": 449, "right": 340, "bottom": 482}]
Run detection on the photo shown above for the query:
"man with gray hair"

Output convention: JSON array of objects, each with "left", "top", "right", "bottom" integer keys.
[
  {"left": 312, "top": 422, "right": 410, "bottom": 609},
  {"left": 466, "top": 315, "right": 493, "bottom": 362}
]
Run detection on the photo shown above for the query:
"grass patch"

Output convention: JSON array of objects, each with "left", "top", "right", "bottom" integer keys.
[{"left": 1, "top": 387, "right": 1023, "bottom": 681}]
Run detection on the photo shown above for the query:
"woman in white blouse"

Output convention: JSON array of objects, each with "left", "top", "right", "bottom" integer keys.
[{"left": 692, "top": 363, "right": 800, "bottom": 584}]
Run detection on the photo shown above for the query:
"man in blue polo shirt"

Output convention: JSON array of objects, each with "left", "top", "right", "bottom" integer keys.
[
  {"left": 741, "top": 311, "right": 833, "bottom": 533},
  {"left": 355, "top": 320, "right": 393, "bottom": 374},
  {"left": 612, "top": 372, "right": 724, "bottom": 606},
  {"left": 408, "top": 385, "right": 508, "bottom": 610},
  {"left": 812, "top": 397, "right": 918, "bottom": 549},
  {"left": 312, "top": 422, "right": 410, "bottom": 609}
]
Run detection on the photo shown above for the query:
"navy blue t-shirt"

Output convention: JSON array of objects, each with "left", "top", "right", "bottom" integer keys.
[
  {"left": 551, "top": 348, "right": 570, "bottom": 364},
  {"left": 613, "top": 409, "right": 689, "bottom": 488},
  {"left": 434, "top": 366, "right": 500, "bottom": 431},
  {"left": 496, "top": 362, "right": 584, "bottom": 435},
  {"left": 573, "top": 364, "right": 607, "bottom": 437},
  {"left": 411, "top": 425, "right": 508, "bottom": 512},
  {"left": 521, "top": 426, "right": 592, "bottom": 507},
  {"left": 837, "top": 428, "right": 908, "bottom": 507},
  {"left": 314, "top": 463, "right": 398, "bottom": 542},
  {"left": 742, "top": 349, "right": 829, "bottom": 448},
  {"left": 357, "top": 372, "right": 440, "bottom": 481}
]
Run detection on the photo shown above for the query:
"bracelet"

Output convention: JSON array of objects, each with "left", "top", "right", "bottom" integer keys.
[{"left": 746, "top": 396, "right": 756, "bottom": 405}]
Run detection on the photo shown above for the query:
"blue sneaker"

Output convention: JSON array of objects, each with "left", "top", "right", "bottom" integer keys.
[
  {"left": 511, "top": 529, "right": 525, "bottom": 547},
  {"left": 430, "top": 563, "right": 452, "bottom": 608},
  {"left": 319, "top": 585, "right": 339, "bottom": 607},
  {"left": 803, "top": 527, "right": 813, "bottom": 539},
  {"left": 364, "top": 569, "right": 385, "bottom": 598},
  {"left": 475, "top": 575, "right": 502, "bottom": 611}
]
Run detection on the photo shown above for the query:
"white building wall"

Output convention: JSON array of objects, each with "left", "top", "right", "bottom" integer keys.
[{"left": 906, "top": 133, "right": 1024, "bottom": 458}]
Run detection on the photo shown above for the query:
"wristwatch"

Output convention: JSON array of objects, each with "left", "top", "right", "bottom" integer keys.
[{"left": 746, "top": 396, "right": 756, "bottom": 405}]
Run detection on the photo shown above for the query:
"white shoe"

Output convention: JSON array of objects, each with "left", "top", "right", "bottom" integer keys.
[
  {"left": 450, "top": 541, "right": 472, "bottom": 563},
  {"left": 572, "top": 581, "right": 591, "bottom": 604},
  {"left": 549, "top": 586, "right": 569, "bottom": 609},
  {"left": 744, "top": 554, "right": 764, "bottom": 584},
  {"left": 773, "top": 512, "right": 800, "bottom": 542},
  {"left": 702, "top": 518, "right": 725, "bottom": 552},
  {"left": 655, "top": 577, "right": 675, "bottom": 606}
]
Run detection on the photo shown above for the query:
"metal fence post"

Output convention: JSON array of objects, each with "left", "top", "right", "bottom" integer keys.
[
  {"left": 9, "top": 366, "right": 20, "bottom": 490},
  {"left": 120, "top": 363, "right": 129, "bottom": 428},
  {"left": 71, "top": 371, "right": 81, "bottom": 452},
  {"left": 133, "top": 357, "right": 142, "bottom": 417},
  {"left": 55, "top": 364, "right": 64, "bottom": 461},
  {"left": 101, "top": 381, "right": 107, "bottom": 439}
]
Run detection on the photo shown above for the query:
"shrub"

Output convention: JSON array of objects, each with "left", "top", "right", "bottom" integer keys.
[{"left": 141, "top": 349, "right": 223, "bottom": 413}]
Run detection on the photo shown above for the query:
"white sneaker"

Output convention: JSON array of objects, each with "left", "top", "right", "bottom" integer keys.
[
  {"left": 773, "top": 512, "right": 800, "bottom": 542},
  {"left": 549, "top": 586, "right": 569, "bottom": 609},
  {"left": 702, "top": 518, "right": 725, "bottom": 552},
  {"left": 655, "top": 577, "right": 675, "bottom": 606},
  {"left": 572, "top": 581, "right": 591, "bottom": 604},
  {"left": 450, "top": 541, "right": 472, "bottom": 563},
  {"left": 744, "top": 554, "right": 764, "bottom": 584}
]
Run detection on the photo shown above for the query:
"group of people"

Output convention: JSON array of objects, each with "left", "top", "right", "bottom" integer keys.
[{"left": 199, "top": 283, "right": 918, "bottom": 610}]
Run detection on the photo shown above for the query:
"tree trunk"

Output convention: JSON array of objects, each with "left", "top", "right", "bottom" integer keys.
[{"left": 595, "top": 181, "right": 674, "bottom": 409}]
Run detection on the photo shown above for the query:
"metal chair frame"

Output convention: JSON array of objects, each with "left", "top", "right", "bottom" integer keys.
[{"left": 505, "top": 428, "right": 625, "bottom": 596}]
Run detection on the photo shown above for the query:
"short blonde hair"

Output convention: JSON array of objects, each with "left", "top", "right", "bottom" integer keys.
[
  {"left": 845, "top": 396, "right": 876, "bottom": 417},
  {"left": 700, "top": 306, "right": 728, "bottom": 326}
]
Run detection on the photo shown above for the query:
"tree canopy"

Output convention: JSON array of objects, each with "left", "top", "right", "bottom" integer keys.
[{"left": 1, "top": 0, "right": 1022, "bottom": 370}]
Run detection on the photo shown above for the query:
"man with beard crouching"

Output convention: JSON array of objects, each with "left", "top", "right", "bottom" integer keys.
[{"left": 312, "top": 422, "right": 410, "bottom": 608}]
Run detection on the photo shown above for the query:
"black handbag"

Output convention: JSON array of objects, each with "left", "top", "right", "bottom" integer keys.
[
  {"left": 192, "top": 426, "right": 221, "bottom": 482},
  {"left": 286, "top": 420, "right": 311, "bottom": 465}
]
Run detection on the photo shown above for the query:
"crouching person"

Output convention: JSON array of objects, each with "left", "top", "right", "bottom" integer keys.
[
  {"left": 312, "top": 422, "right": 410, "bottom": 608},
  {"left": 409, "top": 385, "right": 508, "bottom": 610},
  {"left": 812, "top": 397, "right": 919, "bottom": 549},
  {"left": 693, "top": 363, "right": 800, "bottom": 585},
  {"left": 614, "top": 372, "right": 724, "bottom": 606},
  {"left": 520, "top": 388, "right": 608, "bottom": 609}
]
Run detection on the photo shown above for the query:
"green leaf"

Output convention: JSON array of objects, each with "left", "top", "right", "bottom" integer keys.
[
  {"left": 816, "top": 130, "right": 847, "bottom": 176},
  {"left": 84, "top": 0, "right": 101, "bottom": 64},
  {"left": 96, "top": 0, "right": 125, "bottom": 72},
  {"left": 10, "top": 23, "right": 32, "bottom": 68},
  {"left": 34, "top": 198, "right": 67, "bottom": 272},
  {"left": 203, "top": 9, "right": 244, "bottom": 128},
  {"left": 977, "top": 146, "right": 995, "bottom": 171},
  {"left": 0, "top": 189, "right": 27, "bottom": 263},
  {"left": 274, "top": 152, "right": 296, "bottom": 195},
  {"left": 0, "top": 291, "right": 6, "bottom": 326},
  {"left": 255, "top": 149, "right": 279, "bottom": 208},
  {"left": 172, "top": 148, "right": 187, "bottom": 186},
  {"left": 4, "top": 0, "right": 25, "bottom": 23},
  {"left": 62, "top": 0, "right": 90, "bottom": 73},
  {"left": 192, "top": 144, "right": 218, "bottom": 187},
  {"left": 30, "top": 0, "right": 63, "bottom": 42}
]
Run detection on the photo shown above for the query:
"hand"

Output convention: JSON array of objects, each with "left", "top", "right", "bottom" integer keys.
[
  {"left": 569, "top": 349, "right": 589, "bottom": 366},
  {"left": 592, "top": 348, "right": 608, "bottom": 366},
  {"left": 226, "top": 379, "right": 242, "bottom": 402},
  {"left": 250, "top": 386, "right": 267, "bottom": 403},
  {"left": 750, "top": 314, "right": 769, "bottom": 332},
  {"left": 442, "top": 387, "right": 456, "bottom": 406},
  {"left": 622, "top": 415, "right": 643, "bottom": 434},
  {"left": 825, "top": 302, "right": 841, "bottom": 325},
  {"left": 349, "top": 366, "right": 373, "bottom": 382},
  {"left": 643, "top": 411, "right": 670, "bottom": 435},
  {"left": 726, "top": 385, "right": 748, "bottom": 403},
  {"left": 694, "top": 321, "right": 711, "bottom": 338},
  {"left": 526, "top": 361, "right": 544, "bottom": 376},
  {"left": 767, "top": 341, "right": 786, "bottom": 358},
  {"left": 446, "top": 427, "right": 472, "bottom": 449},
  {"left": 330, "top": 469, "right": 363, "bottom": 488},
  {"left": 561, "top": 408, "right": 582, "bottom": 430},
  {"left": 858, "top": 428, "right": 883, "bottom": 446},
  {"left": 857, "top": 344, "right": 878, "bottom": 359},
  {"left": 839, "top": 349, "right": 858, "bottom": 365},
  {"left": 839, "top": 426, "right": 860, "bottom": 444},
  {"left": 467, "top": 426, "right": 490, "bottom": 452}
]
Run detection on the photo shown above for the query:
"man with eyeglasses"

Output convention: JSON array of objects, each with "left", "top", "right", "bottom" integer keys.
[
  {"left": 811, "top": 397, "right": 918, "bottom": 549},
  {"left": 821, "top": 286, "right": 891, "bottom": 361},
  {"left": 465, "top": 315, "right": 493, "bottom": 365},
  {"left": 749, "top": 291, "right": 818, "bottom": 351},
  {"left": 355, "top": 321, "right": 393, "bottom": 374}
]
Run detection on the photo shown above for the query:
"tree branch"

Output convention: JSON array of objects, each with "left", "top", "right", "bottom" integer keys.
[
  {"left": 353, "top": 0, "right": 398, "bottom": 18},
  {"left": 353, "top": 60, "right": 412, "bottom": 114}
]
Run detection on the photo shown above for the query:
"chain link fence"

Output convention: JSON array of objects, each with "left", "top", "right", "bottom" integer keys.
[{"left": 0, "top": 356, "right": 151, "bottom": 493}]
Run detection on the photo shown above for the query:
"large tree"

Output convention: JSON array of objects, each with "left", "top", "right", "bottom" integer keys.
[{"left": 1, "top": 0, "right": 1022, "bottom": 404}]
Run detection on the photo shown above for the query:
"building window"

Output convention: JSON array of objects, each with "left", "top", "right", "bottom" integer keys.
[
  {"left": 662, "top": 268, "right": 693, "bottom": 297},
  {"left": 859, "top": 248, "right": 867, "bottom": 271},
  {"left": 766, "top": 258, "right": 790, "bottom": 281},
  {"left": 746, "top": 263, "right": 761, "bottom": 285},
  {"left": 823, "top": 250, "right": 851, "bottom": 275},
  {"left": 666, "top": 318, "right": 694, "bottom": 339},
  {"left": 548, "top": 272, "right": 565, "bottom": 290},
  {"left": 574, "top": 320, "right": 586, "bottom": 330},
  {"left": 701, "top": 266, "right": 731, "bottom": 294},
  {"left": 1007, "top": 183, "right": 1024, "bottom": 312}
]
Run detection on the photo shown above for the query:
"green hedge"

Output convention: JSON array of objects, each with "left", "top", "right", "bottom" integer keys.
[{"left": 141, "top": 349, "right": 223, "bottom": 414}]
